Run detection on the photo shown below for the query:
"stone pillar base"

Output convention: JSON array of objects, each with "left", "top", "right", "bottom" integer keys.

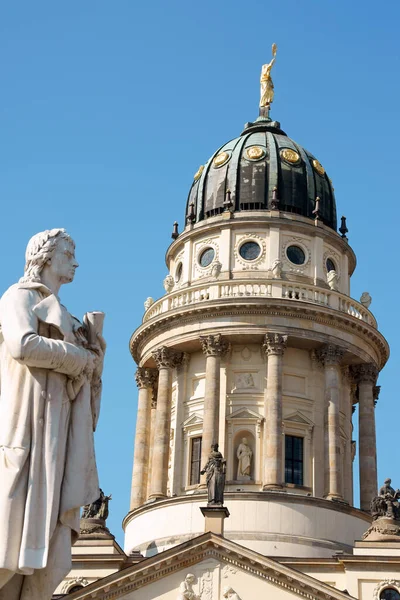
[
  {"left": 147, "top": 494, "right": 167, "bottom": 502},
  {"left": 200, "top": 506, "right": 230, "bottom": 536}
]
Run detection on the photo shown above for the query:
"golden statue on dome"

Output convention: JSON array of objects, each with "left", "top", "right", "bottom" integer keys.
[{"left": 260, "top": 43, "right": 277, "bottom": 109}]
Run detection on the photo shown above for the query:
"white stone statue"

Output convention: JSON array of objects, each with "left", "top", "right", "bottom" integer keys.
[
  {"left": 211, "top": 261, "right": 222, "bottom": 278},
  {"left": 271, "top": 259, "right": 283, "bottom": 279},
  {"left": 144, "top": 297, "right": 154, "bottom": 311},
  {"left": 0, "top": 229, "right": 105, "bottom": 600},
  {"left": 327, "top": 269, "right": 338, "bottom": 291},
  {"left": 360, "top": 291, "right": 372, "bottom": 308},
  {"left": 177, "top": 573, "right": 198, "bottom": 600},
  {"left": 223, "top": 586, "right": 241, "bottom": 600},
  {"left": 237, "top": 437, "right": 253, "bottom": 480},
  {"left": 163, "top": 274, "right": 175, "bottom": 293}
]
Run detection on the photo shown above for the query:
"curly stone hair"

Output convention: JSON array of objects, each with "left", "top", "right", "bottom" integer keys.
[{"left": 19, "top": 228, "right": 75, "bottom": 283}]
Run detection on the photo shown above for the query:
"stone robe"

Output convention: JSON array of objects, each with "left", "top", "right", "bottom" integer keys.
[{"left": 0, "top": 282, "right": 101, "bottom": 599}]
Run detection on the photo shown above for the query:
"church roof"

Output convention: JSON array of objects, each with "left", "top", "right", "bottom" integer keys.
[
  {"left": 64, "top": 532, "right": 356, "bottom": 600},
  {"left": 185, "top": 116, "right": 337, "bottom": 231}
]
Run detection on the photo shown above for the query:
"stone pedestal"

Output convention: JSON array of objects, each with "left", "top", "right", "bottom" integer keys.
[
  {"left": 362, "top": 517, "right": 400, "bottom": 542},
  {"left": 200, "top": 506, "right": 230, "bottom": 536},
  {"left": 80, "top": 518, "right": 114, "bottom": 539}
]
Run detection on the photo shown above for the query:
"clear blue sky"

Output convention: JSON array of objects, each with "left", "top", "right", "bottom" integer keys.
[{"left": 1, "top": 1, "right": 399, "bottom": 544}]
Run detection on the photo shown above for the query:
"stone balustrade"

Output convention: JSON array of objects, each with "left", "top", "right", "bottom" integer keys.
[{"left": 143, "top": 280, "right": 377, "bottom": 327}]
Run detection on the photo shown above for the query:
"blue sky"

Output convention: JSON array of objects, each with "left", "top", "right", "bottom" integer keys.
[{"left": 1, "top": 1, "right": 399, "bottom": 543}]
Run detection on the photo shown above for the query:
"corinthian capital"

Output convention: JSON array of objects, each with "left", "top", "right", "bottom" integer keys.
[
  {"left": 263, "top": 333, "right": 288, "bottom": 356},
  {"left": 152, "top": 346, "right": 183, "bottom": 369},
  {"left": 316, "top": 344, "right": 344, "bottom": 366},
  {"left": 199, "top": 334, "right": 230, "bottom": 357},
  {"left": 351, "top": 363, "right": 378, "bottom": 385},
  {"left": 135, "top": 367, "right": 158, "bottom": 389}
]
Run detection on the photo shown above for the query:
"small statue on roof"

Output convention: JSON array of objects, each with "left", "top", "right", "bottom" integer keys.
[{"left": 260, "top": 43, "right": 277, "bottom": 109}]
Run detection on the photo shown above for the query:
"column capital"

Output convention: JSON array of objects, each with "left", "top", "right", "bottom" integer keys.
[
  {"left": 351, "top": 362, "right": 379, "bottom": 384},
  {"left": 316, "top": 344, "right": 344, "bottom": 366},
  {"left": 177, "top": 352, "right": 191, "bottom": 373},
  {"left": 135, "top": 367, "right": 158, "bottom": 389},
  {"left": 152, "top": 346, "right": 183, "bottom": 369},
  {"left": 263, "top": 333, "right": 288, "bottom": 356},
  {"left": 200, "top": 333, "right": 230, "bottom": 357}
]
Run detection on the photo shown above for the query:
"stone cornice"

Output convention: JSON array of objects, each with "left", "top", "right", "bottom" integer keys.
[
  {"left": 263, "top": 333, "right": 288, "bottom": 356},
  {"left": 130, "top": 300, "right": 389, "bottom": 369},
  {"left": 199, "top": 333, "right": 230, "bottom": 357}
]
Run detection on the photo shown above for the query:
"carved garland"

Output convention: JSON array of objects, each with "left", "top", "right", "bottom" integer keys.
[
  {"left": 234, "top": 233, "right": 267, "bottom": 270},
  {"left": 281, "top": 237, "right": 311, "bottom": 273},
  {"left": 195, "top": 238, "right": 220, "bottom": 279},
  {"left": 374, "top": 579, "right": 400, "bottom": 600}
]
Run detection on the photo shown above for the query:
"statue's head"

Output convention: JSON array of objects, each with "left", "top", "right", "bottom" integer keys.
[
  {"left": 385, "top": 478, "right": 392, "bottom": 485},
  {"left": 242, "top": 437, "right": 248, "bottom": 444},
  {"left": 20, "top": 228, "right": 77, "bottom": 285},
  {"left": 211, "top": 443, "right": 219, "bottom": 451},
  {"left": 185, "top": 574, "right": 195, "bottom": 583}
]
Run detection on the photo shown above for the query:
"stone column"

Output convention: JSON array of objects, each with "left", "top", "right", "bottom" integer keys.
[
  {"left": 149, "top": 346, "right": 183, "bottom": 500},
  {"left": 353, "top": 363, "right": 379, "bottom": 511},
  {"left": 171, "top": 353, "right": 191, "bottom": 496},
  {"left": 263, "top": 333, "right": 287, "bottom": 490},
  {"left": 199, "top": 334, "right": 230, "bottom": 483},
  {"left": 318, "top": 344, "right": 344, "bottom": 500},
  {"left": 130, "top": 367, "right": 158, "bottom": 510}
]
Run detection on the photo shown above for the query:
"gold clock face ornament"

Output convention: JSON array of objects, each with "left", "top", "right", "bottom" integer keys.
[
  {"left": 213, "top": 151, "right": 230, "bottom": 168},
  {"left": 280, "top": 148, "right": 301, "bottom": 165},
  {"left": 246, "top": 146, "right": 266, "bottom": 161},
  {"left": 312, "top": 159, "right": 325, "bottom": 176}
]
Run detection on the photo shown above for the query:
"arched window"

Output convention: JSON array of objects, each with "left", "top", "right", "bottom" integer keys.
[
  {"left": 69, "top": 585, "right": 84, "bottom": 593},
  {"left": 380, "top": 588, "right": 400, "bottom": 600}
]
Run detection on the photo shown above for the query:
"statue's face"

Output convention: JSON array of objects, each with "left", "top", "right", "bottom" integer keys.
[
  {"left": 242, "top": 438, "right": 248, "bottom": 444},
  {"left": 48, "top": 238, "right": 78, "bottom": 285}
]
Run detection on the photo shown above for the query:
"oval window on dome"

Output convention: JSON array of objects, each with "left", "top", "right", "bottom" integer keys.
[
  {"left": 286, "top": 245, "right": 306, "bottom": 265},
  {"left": 175, "top": 262, "right": 183, "bottom": 283},
  {"left": 199, "top": 247, "right": 215, "bottom": 268},
  {"left": 239, "top": 241, "right": 261, "bottom": 261},
  {"left": 326, "top": 258, "right": 336, "bottom": 273},
  {"left": 380, "top": 589, "right": 400, "bottom": 600}
]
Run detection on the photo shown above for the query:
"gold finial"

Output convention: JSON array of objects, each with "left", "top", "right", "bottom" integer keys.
[{"left": 260, "top": 43, "right": 277, "bottom": 112}]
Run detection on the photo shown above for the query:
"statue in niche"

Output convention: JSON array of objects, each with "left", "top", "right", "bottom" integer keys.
[
  {"left": 201, "top": 443, "right": 226, "bottom": 505},
  {"left": 177, "top": 574, "right": 199, "bottom": 600},
  {"left": 0, "top": 229, "right": 105, "bottom": 600},
  {"left": 223, "top": 586, "right": 242, "bottom": 600},
  {"left": 82, "top": 489, "right": 112, "bottom": 521},
  {"left": 236, "top": 437, "right": 253, "bottom": 480}
]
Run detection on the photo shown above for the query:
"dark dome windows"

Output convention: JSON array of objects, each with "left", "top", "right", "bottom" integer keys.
[
  {"left": 199, "top": 247, "right": 215, "bottom": 268},
  {"left": 286, "top": 245, "right": 306, "bottom": 265},
  {"left": 239, "top": 241, "right": 261, "bottom": 261},
  {"left": 380, "top": 589, "right": 400, "bottom": 600}
]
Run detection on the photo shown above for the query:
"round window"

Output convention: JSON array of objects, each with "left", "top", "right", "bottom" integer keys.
[
  {"left": 286, "top": 245, "right": 306, "bottom": 265},
  {"left": 199, "top": 247, "right": 215, "bottom": 268},
  {"left": 239, "top": 241, "right": 261, "bottom": 261},
  {"left": 175, "top": 262, "right": 183, "bottom": 283},
  {"left": 380, "top": 589, "right": 400, "bottom": 600},
  {"left": 69, "top": 585, "right": 84, "bottom": 593},
  {"left": 326, "top": 258, "right": 336, "bottom": 272}
]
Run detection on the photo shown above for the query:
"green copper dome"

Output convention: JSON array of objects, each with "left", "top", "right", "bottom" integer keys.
[{"left": 186, "top": 118, "right": 337, "bottom": 231}]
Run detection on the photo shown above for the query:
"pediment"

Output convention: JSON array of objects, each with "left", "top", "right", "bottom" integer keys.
[
  {"left": 182, "top": 412, "right": 203, "bottom": 429},
  {"left": 284, "top": 411, "right": 314, "bottom": 426},
  {"left": 226, "top": 407, "right": 264, "bottom": 421},
  {"left": 65, "top": 533, "right": 356, "bottom": 600}
]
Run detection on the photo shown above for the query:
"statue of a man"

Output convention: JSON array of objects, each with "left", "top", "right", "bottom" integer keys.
[
  {"left": 200, "top": 443, "right": 226, "bottom": 506},
  {"left": 177, "top": 574, "right": 198, "bottom": 600},
  {"left": 0, "top": 229, "right": 105, "bottom": 600},
  {"left": 237, "top": 437, "right": 252, "bottom": 479}
]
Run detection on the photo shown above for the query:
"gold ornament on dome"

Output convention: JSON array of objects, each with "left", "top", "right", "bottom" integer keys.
[
  {"left": 246, "top": 146, "right": 266, "bottom": 160},
  {"left": 194, "top": 165, "right": 204, "bottom": 181},
  {"left": 260, "top": 43, "right": 277, "bottom": 108},
  {"left": 312, "top": 159, "right": 325, "bottom": 176},
  {"left": 213, "top": 151, "right": 230, "bottom": 168},
  {"left": 280, "top": 148, "right": 300, "bottom": 164}
]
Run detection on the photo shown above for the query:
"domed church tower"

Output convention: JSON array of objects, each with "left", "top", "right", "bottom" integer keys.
[{"left": 124, "top": 52, "right": 388, "bottom": 560}]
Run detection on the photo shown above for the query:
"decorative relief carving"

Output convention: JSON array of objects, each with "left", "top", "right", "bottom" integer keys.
[
  {"left": 222, "top": 565, "right": 237, "bottom": 578},
  {"left": 177, "top": 573, "right": 199, "bottom": 600},
  {"left": 152, "top": 346, "right": 183, "bottom": 369},
  {"left": 373, "top": 580, "right": 400, "bottom": 600},
  {"left": 263, "top": 333, "right": 288, "bottom": 356},
  {"left": 223, "top": 587, "right": 242, "bottom": 600},
  {"left": 61, "top": 577, "right": 89, "bottom": 593},
  {"left": 200, "top": 333, "right": 230, "bottom": 357},
  {"left": 135, "top": 367, "right": 158, "bottom": 390},
  {"left": 281, "top": 237, "right": 311, "bottom": 273},
  {"left": 199, "top": 569, "right": 213, "bottom": 600},
  {"left": 351, "top": 362, "right": 379, "bottom": 384},
  {"left": 316, "top": 344, "right": 344, "bottom": 366},
  {"left": 233, "top": 372, "right": 256, "bottom": 391},
  {"left": 241, "top": 346, "right": 252, "bottom": 361},
  {"left": 234, "top": 233, "right": 266, "bottom": 270}
]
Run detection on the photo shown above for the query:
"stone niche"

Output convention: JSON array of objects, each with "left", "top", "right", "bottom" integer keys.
[{"left": 226, "top": 408, "right": 264, "bottom": 484}]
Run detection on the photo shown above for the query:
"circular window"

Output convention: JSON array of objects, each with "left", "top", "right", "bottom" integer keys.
[
  {"left": 286, "top": 245, "right": 306, "bottom": 265},
  {"left": 239, "top": 241, "right": 261, "bottom": 261},
  {"left": 199, "top": 247, "right": 215, "bottom": 268},
  {"left": 175, "top": 262, "right": 183, "bottom": 283},
  {"left": 380, "top": 589, "right": 400, "bottom": 600},
  {"left": 326, "top": 258, "right": 336, "bottom": 272}
]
